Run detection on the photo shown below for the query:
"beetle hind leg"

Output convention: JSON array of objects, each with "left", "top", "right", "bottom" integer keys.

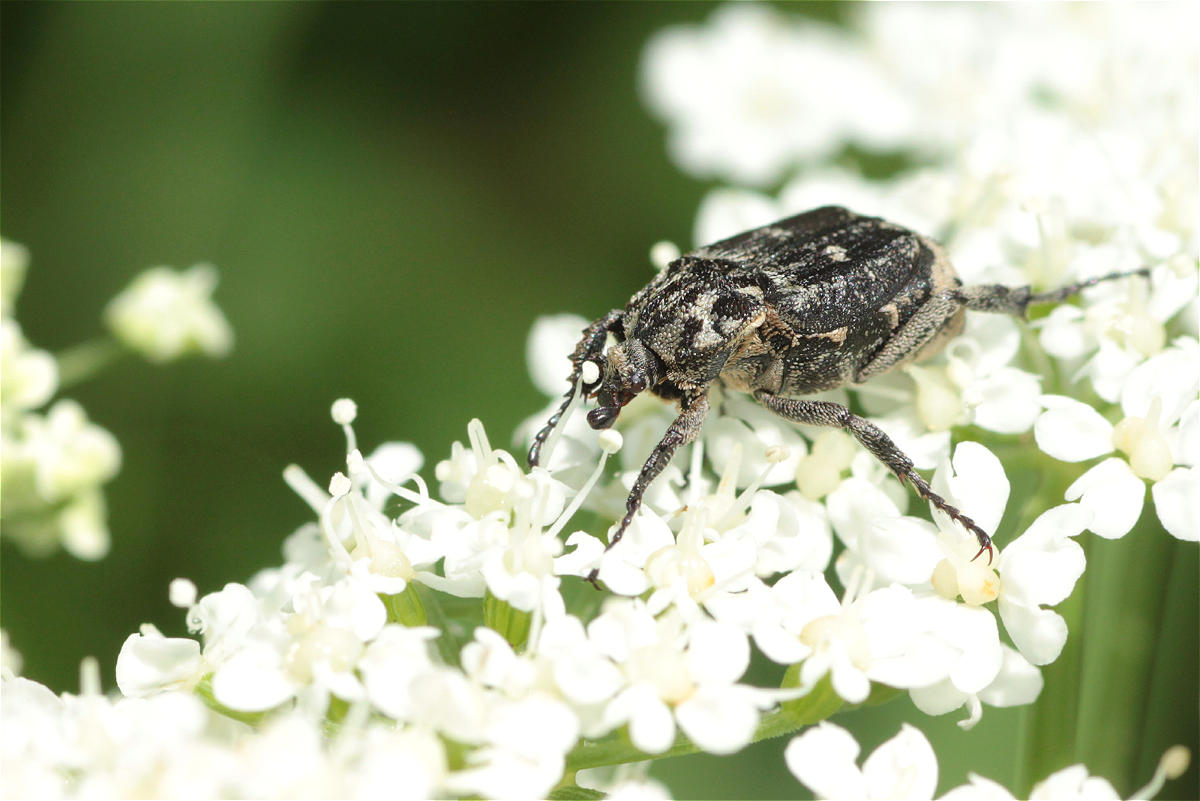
[
  {"left": 754, "top": 392, "right": 994, "bottom": 563},
  {"left": 958, "top": 267, "right": 1151, "bottom": 317}
]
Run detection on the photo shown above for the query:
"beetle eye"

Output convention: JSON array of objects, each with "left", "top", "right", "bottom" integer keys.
[
  {"left": 628, "top": 373, "right": 647, "bottom": 394},
  {"left": 587, "top": 406, "right": 618, "bottom": 430}
]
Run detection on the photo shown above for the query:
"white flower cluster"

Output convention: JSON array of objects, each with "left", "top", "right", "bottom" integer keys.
[
  {"left": 0, "top": 244, "right": 234, "bottom": 560},
  {"left": 103, "top": 263, "right": 233, "bottom": 363},
  {"left": 1, "top": 241, "right": 119, "bottom": 559},
  {"left": 786, "top": 720, "right": 1190, "bottom": 801},
  {"left": 3, "top": 656, "right": 449, "bottom": 799}
]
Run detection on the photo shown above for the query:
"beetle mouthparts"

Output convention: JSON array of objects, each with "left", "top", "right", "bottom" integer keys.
[{"left": 587, "top": 406, "right": 619, "bottom": 429}]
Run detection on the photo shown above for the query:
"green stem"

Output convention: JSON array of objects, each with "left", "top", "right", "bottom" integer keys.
[
  {"left": 54, "top": 338, "right": 124, "bottom": 387},
  {"left": 484, "top": 591, "right": 531, "bottom": 651},
  {"left": 1021, "top": 550, "right": 1087, "bottom": 792},
  {"left": 381, "top": 582, "right": 427, "bottom": 627},
  {"left": 1074, "top": 508, "right": 1174, "bottom": 795}
]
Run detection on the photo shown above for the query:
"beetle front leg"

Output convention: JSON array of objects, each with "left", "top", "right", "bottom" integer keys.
[
  {"left": 587, "top": 387, "right": 710, "bottom": 584},
  {"left": 754, "top": 391, "right": 994, "bottom": 563},
  {"left": 528, "top": 309, "right": 624, "bottom": 468}
]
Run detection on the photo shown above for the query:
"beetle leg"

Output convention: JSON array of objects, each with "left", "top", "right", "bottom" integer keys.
[
  {"left": 528, "top": 309, "right": 624, "bottom": 468},
  {"left": 753, "top": 392, "right": 994, "bottom": 563},
  {"left": 958, "top": 267, "right": 1150, "bottom": 317},
  {"left": 857, "top": 268, "right": 1150, "bottom": 382},
  {"left": 586, "top": 387, "right": 710, "bottom": 584}
]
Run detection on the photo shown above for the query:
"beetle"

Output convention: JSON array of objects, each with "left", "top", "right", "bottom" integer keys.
[{"left": 528, "top": 206, "right": 1146, "bottom": 581}]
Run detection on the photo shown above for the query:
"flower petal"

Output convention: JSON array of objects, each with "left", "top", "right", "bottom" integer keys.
[
  {"left": 1151, "top": 466, "right": 1200, "bottom": 541},
  {"left": 861, "top": 723, "right": 938, "bottom": 801},
  {"left": 676, "top": 684, "right": 759, "bottom": 755},
  {"left": 1034, "top": 396, "right": 1114, "bottom": 462},
  {"left": 978, "top": 646, "right": 1043, "bottom": 708},
  {"left": 935, "top": 441, "right": 1009, "bottom": 535},
  {"left": 785, "top": 722, "right": 868, "bottom": 800},
  {"left": 1064, "top": 458, "right": 1145, "bottom": 539},
  {"left": 998, "top": 599, "right": 1068, "bottom": 667},
  {"left": 115, "top": 632, "right": 201, "bottom": 698}
]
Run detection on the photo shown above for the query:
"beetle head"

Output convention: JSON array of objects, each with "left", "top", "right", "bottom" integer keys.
[{"left": 587, "top": 339, "right": 660, "bottom": 430}]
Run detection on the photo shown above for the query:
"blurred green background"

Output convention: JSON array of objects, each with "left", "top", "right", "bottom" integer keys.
[{"left": 2, "top": 4, "right": 1194, "bottom": 799}]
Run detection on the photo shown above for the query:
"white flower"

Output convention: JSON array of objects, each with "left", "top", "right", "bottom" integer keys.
[
  {"left": 0, "top": 399, "right": 119, "bottom": 559},
  {"left": 104, "top": 263, "right": 233, "bottom": 362},
  {"left": 0, "top": 319, "right": 58, "bottom": 416},
  {"left": 941, "top": 765, "right": 1121, "bottom": 801},
  {"left": 1035, "top": 338, "right": 1200, "bottom": 540},
  {"left": 116, "top": 626, "right": 204, "bottom": 697},
  {"left": 641, "top": 5, "right": 912, "bottom": 186},
  {"left": 589, "top": 601, "right": 764, "bottom": 755},
  {"left": 749, "top": 570, "right": 992, "bottom": 705},
  {"left": 910, "top": 644, "right": 1043, "bottom": 730},
  {"left": 17, "top": 400, "right": 120, "bottom": 501},
  {"left": 929, "top": 442, "right": 1091, "bottom": 666},
  {"left": 826, "top": 477, "right": 942, "bottom": 587},
  {"left": 786, "top": 722, "right": 938, "bottom": 801}
]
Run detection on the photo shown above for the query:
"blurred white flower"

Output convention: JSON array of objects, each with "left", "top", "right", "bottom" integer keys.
[
  {"left": 104, "top": 263, "right": 233, "bottom": 362},
  {"left": 1, "top": 238, "right": 30, "bottom": 316},
  {"left": 0, "top": 319, "right": 58, "bottom": 416},
  {"left": 641, "top": 4, "right": 912, "bottom": 186},
  {"left": 1, "top": 399, "right": 119, "bottom": 559},
  {"left": 786, "top": 721, "right": 938, "bottom": 801}
]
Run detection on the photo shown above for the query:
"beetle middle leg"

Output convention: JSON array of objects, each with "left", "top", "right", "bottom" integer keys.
[
  {"left": 587, "top": 387, "right": 710, "bottom": 584},
  {"left": 753, "top": 391, "right": 994, "bottom": 562}
]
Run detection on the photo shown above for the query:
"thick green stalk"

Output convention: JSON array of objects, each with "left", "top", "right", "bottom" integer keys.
[
  {"left": 1021, "top": 554, "right": 1087, "bottom": 792},
  {"left": 1074, "top": 510, "right": 1174, "bottom": 795},
  {"left": 984, "top": 438, "right": 1085, "bottom": 794}
]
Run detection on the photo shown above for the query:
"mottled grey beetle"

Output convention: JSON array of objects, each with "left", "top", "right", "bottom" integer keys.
[{"left": 529, "top": 206, "right": 1145, "bottom": 579}]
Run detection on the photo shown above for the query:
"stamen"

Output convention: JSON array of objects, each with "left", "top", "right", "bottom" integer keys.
[
  {"left": 717, "top": 445, "right": 788, "bottom": 530},
  {"left": 467, "top": 418, "right": 492, "bottom": 464},
  {"left": 79, "top": 656, "right": 102, "bottom": 697},
  {"left": 283, "top": 464, "right": 330, "bottom": 513},
  {"left": 331, "top": 399, "right": 359, "bottom": 454},
  {"left": 360, "top": 458, "right": 435, "bottom": 507},
  {"left": 1131, "top": 745, "right": 1191, "bottom": 800},
  {"left": 317, "top": 491, "right": 355, "bottom": 566},
  {"left": 545, "top": 433, "right": 619, "bottom": 539},
  {"left": 581, "top": 360, "right": 601, "bottom": 386}
]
